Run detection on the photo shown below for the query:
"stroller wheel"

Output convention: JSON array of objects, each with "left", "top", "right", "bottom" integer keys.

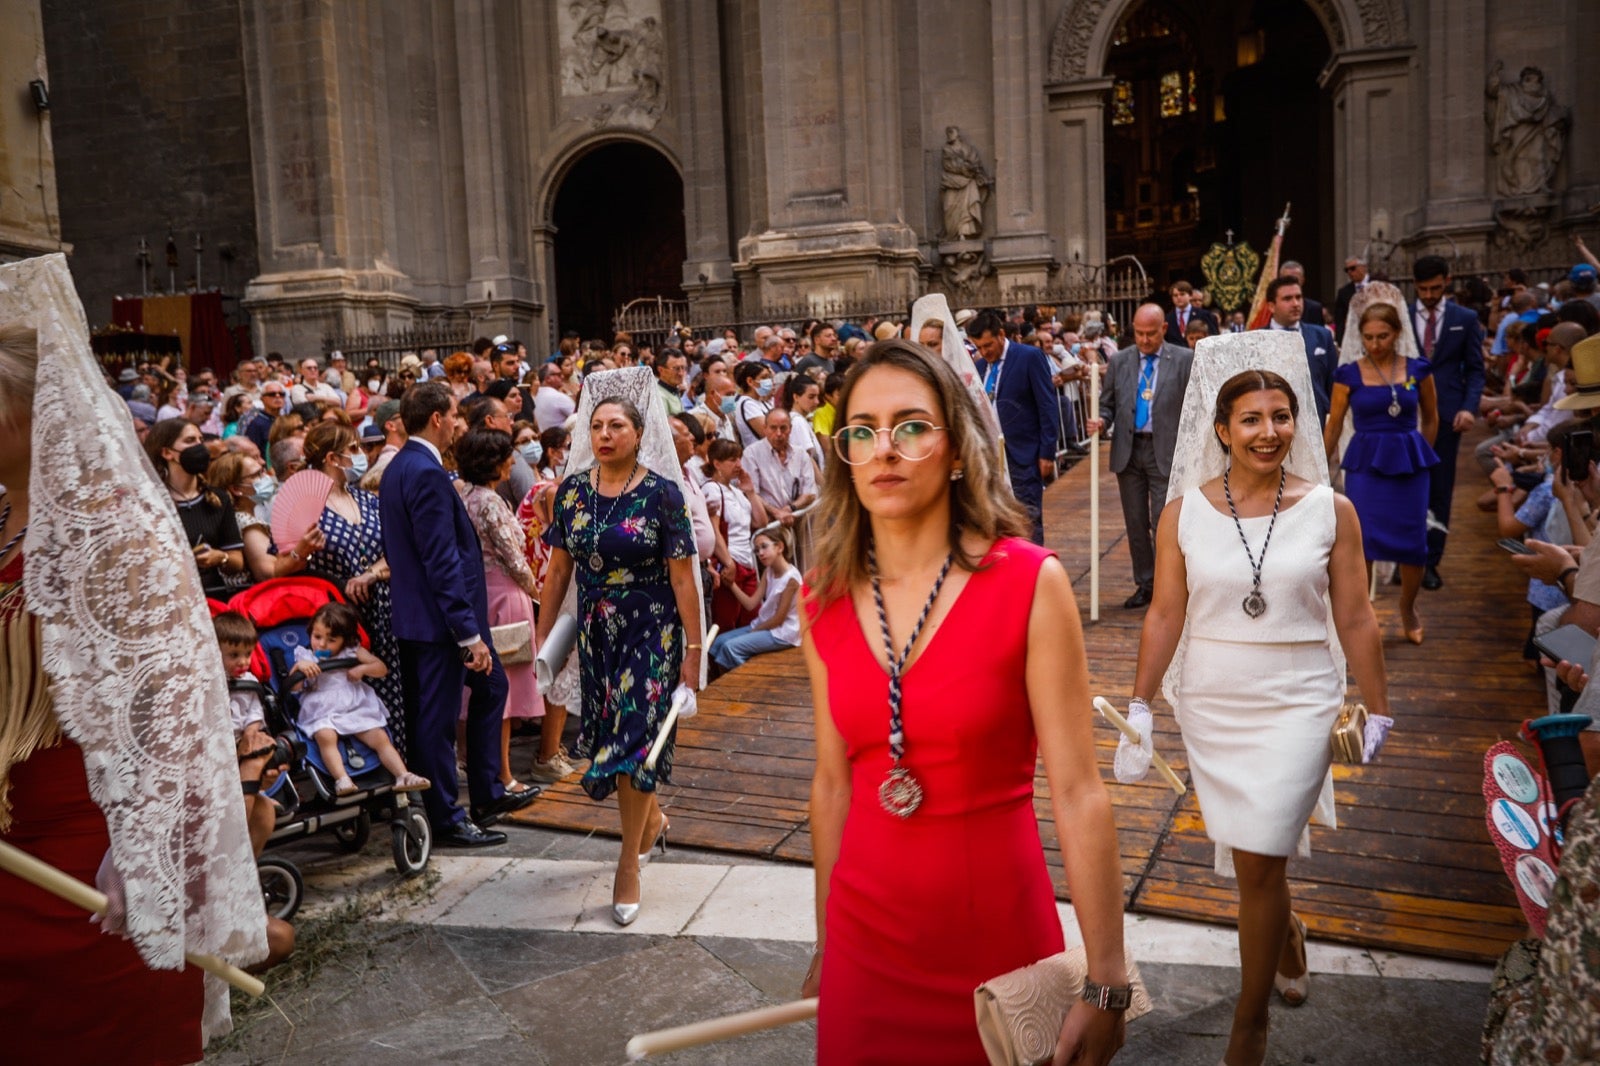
[
  {"left": 392, "top": 807, "right": 432, "bottom": 877},
  {"left": 257, "top": 856, "right": 303, "bottom": 921},
  {"left": 332, "top": 809, "right": 372, "bottom": 852}
]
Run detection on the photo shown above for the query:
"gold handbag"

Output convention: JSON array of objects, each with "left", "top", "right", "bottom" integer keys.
[
  {"left": 490, "top": 620, "right": 533, "bottom": 665},
  {"left": 1330, "top": 701, "right": 1368, "bottom": 765},
  {"left": 974, "top": 946, "right": 1152, "bottom": 1066}
]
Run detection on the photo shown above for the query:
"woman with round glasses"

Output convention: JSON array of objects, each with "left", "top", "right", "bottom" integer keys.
[{"left": 802, "top": 339, "right": 1128, "bottom": 1064}]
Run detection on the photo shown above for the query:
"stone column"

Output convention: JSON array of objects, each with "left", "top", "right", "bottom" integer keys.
[
  {"left": 239, "top": 0, "right": 416, "bottom": 358},
  {"left": 673, "top": 0, "right": 736, "bottom": 327},
  {"left": 1045, "top": 78, "right": 1114, "bottom": 269},
  {"left": 987, "top": 0, "right": 1055, "bottom": 296},
  {"left": 734, "top": 0, "right": 920, "bottom": 309},
  {"left": 452, "top": 0, "right": 540, "bottom": 344},
  {"left": 1319, "top": 47, "right": 1417, "bottom": 276}
]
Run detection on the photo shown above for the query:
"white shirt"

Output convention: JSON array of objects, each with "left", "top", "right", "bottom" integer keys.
[
  {"left": 742, "top": 439, "right": 817, "bottom": 512},
  {"left": 291, "top": 380, "right": 343, "bottom": 406},
  {"left": 1412, "top": 299, "right": 1451, "bottom": 356},
  {"left": 533, "top": 386, "right": 576, "bottom": 431},
  {"left": 788, "top": 412, "right": 824, "bottom": 470},
  {"left": 753, "top": 566, "right": 802, "bottom": 646},
  {"left": 705, "top": 480, "right": 756, "bottom": 568}
]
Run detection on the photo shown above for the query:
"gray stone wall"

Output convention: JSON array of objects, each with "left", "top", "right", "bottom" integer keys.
[{"left": 40, "top": 0, "right": 257, "bottom": 328}]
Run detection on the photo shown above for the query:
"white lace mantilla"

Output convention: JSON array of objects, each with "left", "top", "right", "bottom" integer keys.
[
  {"left": 1166, "top": 330, "right": 1344, "bottom": 871},
  {"left": 2, "top": 254, "right": 265, "bottom": 1039},
  {"left": 553, "top": 367, "right": 707, "bottom": 703},
  {"left": 1334, "top": 281, "right": 1422, "bottom": 462}
]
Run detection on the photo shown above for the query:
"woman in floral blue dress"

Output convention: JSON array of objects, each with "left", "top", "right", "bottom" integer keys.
[
  {"left": 280, "top": 422, "right": 407, "bottom": 748},
  {"left": 536, "top": 397, "right": 702, "bottom": 926}
]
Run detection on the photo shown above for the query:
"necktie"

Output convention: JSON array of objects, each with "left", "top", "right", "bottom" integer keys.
[
  {"left": 984, "top": 358, "right": 1001, "bottom": 397},
  {"left": 1135, "top": 355, "right": 1157, "bottom": 431},
  {"left": 1179, "top": 309, "right": 1187, "bottom": 331},
  {"left": 1424, "top": 308, "right": 1437, "bottom": 358}
]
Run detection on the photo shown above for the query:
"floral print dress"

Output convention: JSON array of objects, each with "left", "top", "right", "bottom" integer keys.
[{"left": 544, "top": 470, "right": 694, "bottom": 801}]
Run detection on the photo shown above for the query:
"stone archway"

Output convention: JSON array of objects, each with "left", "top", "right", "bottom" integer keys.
[
  {"left": 1046, "top": 0, "right": 1413, "bottom": 287},
  {"left": 543, "top": 138, "right": 686, "bottom": 342}
]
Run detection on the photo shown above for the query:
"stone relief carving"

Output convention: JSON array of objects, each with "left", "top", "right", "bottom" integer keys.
[
  {"left": 940, "top": 127, "right": 991, "bottom": 241},
  {"left": 941, "top": 246, "right": 993, "bottom": 296},
  {"left": 559, "top": 0, "right": 665, "bottom": 129},
  {"left": 1485, "top": 61, "right": 1569, "bottom": 198}
]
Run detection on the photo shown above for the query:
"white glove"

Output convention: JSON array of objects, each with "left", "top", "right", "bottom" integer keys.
[
  {"left": 672, "top": 683, "right": 698, "bottom": 721},
  {"left": 1113, "top": 700, "right": 1155, "bottom": 784},
  {"left": 92, "top": 849, "right": 129, "bottom": 937}
]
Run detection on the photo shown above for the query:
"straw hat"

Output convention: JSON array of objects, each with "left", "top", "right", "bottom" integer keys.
[
  {"left": 1556, "top": 333, "right": 1600, "bottom": 410},
  {"left": 953, "top": 308, "right": 977, "bottom": 328},
  {"left": 873, "top": 320, "right": 899, "bottom": 341},
  {"left": 398, "top": 353, "right": 424, "bottom": 374}
]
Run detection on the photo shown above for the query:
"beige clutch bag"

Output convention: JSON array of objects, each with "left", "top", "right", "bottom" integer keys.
[
  {"left": 974, "top": 946, "right": 1152, "bottom": 1066},
  {"left": 490, "top": 620, "right": 533, "bottom": 665},
  {"left": 1330, "top": 701, "right": 1368, "bottom": 764}
]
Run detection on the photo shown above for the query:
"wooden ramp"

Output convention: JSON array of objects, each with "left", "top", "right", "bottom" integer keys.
[{"left": 511, "top": 439, "right": 1532, "bottom": 962}]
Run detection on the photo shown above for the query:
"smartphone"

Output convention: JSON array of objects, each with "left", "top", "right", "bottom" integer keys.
[
  {"left": 1533, "top": 624, "right": 1598, "bottom": 668},
  {"left": 1564, "top": 428, "right": 1594, "bottom": 483},
  {"left": 1498, "top": 537, "right": 1536, "bottom": 556}
]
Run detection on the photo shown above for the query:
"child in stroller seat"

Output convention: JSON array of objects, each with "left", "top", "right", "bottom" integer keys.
[
  {"left": 293, "top": 602, "right": 430, "bottom": 797},
  {"left": 215, "top": 610, "right": 282, "bottom": 855}
]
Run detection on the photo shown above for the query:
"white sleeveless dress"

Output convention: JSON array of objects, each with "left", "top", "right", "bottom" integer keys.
[{"left": 1175, "top": 483, "right": 1343, "bottom": 868}]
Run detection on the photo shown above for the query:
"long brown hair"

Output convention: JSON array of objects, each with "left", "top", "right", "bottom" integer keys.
[{"left": 807, "top": 339, "right": 1029, "bottom": 606}]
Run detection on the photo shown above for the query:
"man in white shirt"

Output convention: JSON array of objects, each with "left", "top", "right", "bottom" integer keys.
[
  {"left": 741, "top": 409, "right": 817, "bottom": 526},
  {"left": 533, "top": 363, "right": 577, "bottom": 430},
  {"left": 290, "top": 358, "right": 344, "bottom": 406}
]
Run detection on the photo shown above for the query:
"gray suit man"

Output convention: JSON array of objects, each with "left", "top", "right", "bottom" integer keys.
[{"left": 1091, "top": 304, "right": 1193, "bottom": 608}]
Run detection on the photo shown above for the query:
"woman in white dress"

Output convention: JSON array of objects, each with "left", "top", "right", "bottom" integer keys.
[{"left": 1127, "top": 333, "right": 1392, "bottom": 1066}]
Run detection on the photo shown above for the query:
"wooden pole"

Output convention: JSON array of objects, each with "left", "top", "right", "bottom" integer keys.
[
  {"left": 1089, "top": 362, "right": 1101, "bottom": 622},
  {"left": 1093, "top": 697, "right": 1186, "bottom": 795},
  {"left": 626, "top": 998, "right": 819, "bottom": 1060},
  {"left": 0, "top": 839, "right": 267, "bottom": 997}
]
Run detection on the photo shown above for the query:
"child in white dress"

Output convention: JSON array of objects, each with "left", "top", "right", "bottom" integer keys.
[{"left": 292, "top": 602, "right": 429, "bottom": 796}]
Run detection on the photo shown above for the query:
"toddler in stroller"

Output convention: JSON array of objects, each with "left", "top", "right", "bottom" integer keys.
[{"left": 292, "top": 601, "right": 428, "bottom": 797}]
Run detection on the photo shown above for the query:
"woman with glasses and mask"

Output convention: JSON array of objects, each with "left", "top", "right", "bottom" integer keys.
[
  {"left": 144, "top": 418, "right": 246, "bottom": 600},
  {"left": 731, "top": 360, "right": 774, "bottom": 448},
  {"left": 801, "top": 340, "right": 1128, "bottom": 1065},
  {"left": 207, "top": 451, "right": 323, "bottom": 588},
  {"left": 277, "top": 420, "right": 406, "bottom": 746}
]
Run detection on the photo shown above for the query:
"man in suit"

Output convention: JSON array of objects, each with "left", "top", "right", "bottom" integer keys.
[
  {"left": 1279, "top": 261, "right": 1327, "bottom": 330},
  {"left": 1410, "top": 255, "right": 1486, "bottom": 590},
  {"left": 1258, "top": 274, "right": 1338, "bottom": 426},
  {"left": 1165, "top": 281, "right": 1218, "bottom": 345},
  {"left": 380, "top": 381, "right": 537, "bottom": 847},
  {"left": 970, "top": 309, "right": 1060, "bottom": 544},
  {"left": 1088, "top": 303, "right": 1194, "bottom": 608},
  {"left": 1331, "top": 255, "right": 1368, "bottom": 341}
]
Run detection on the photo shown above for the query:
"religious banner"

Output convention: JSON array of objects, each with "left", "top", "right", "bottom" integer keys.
[{"left": 1199, "top": 237, "right": 1260, "bottom": 314}]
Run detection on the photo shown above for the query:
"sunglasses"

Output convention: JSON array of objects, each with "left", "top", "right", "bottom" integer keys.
[{"left": 832, "top": 420, "right": 946, "bottom": 466}]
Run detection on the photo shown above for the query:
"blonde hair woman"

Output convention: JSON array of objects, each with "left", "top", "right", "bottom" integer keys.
[{"left": 801, "top": 339, "right": 1128, "bottom": 1064}]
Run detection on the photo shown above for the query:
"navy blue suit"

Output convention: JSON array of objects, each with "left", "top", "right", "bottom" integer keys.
[
  {"left": 984, "top": 340, "right": 1061, "bottom": 544},
  {"left": 1261, "top": 321, "right": 1337, "bottom": 426},
  {"left": 1409, "top": 301, "right": 1485, "bottom": 566},
  {"left": 380, "top": 438, "right": 508, "bottom": 829}
]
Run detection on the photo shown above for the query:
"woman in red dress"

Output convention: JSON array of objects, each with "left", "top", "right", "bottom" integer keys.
[
  {"left": 0, "top": 256, "right": 265, "bottom": 1060},
  {"left": 800, "top": 339, "right": 1129, "bottom": 1065}
]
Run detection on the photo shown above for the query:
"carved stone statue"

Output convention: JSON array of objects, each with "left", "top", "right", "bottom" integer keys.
[
  {"left": 940, "top": 126, "right": 991, "bottom": 241},
  {"left": 1486, "top": 61, "right": 1570, "bottom": 198},
  {"left": 559, "top": 0, "right": 665, "bottom": 129}
]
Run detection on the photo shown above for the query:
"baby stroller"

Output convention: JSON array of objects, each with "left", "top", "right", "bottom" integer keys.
[{"left": 225, "top": 576, "right": 432, "bottom": 920}]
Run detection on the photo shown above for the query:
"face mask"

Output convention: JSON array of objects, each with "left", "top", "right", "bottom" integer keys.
[
  {"left": 345, "top": 451, "right": 369, "bottom": 483},
  {"left": 518, "top": 441, "right": 543, "bottom": 466},
  {"left": 177, "top": 442, "right": 211, "bottom": 475},
  {"left": 757, "top": 380, "right": 774, "bottom": 398},
  {"left": 367, "top": 379, "right": 381, "bottom": 392},
  {"left": 720, "top": 395, "right": 737, "bottom": 415},
  {"left": 251, "top": 474, "right": 278, "bottom": 505}
]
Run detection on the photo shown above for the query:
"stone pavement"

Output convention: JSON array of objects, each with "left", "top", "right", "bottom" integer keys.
[{"left": 209, "top": 824, "right": 1495, "bottom": 1066}]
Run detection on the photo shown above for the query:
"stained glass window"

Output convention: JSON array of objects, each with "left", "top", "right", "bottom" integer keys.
[
  {"left": 1187, "top": 69, "right": 1198, "bottom": 113},
  {"left": 1112, "top": 80, "right": 1134, "bottom": 126},
  {"left": 1159, "top": 71, "right": 1183, "bottom": 118}
]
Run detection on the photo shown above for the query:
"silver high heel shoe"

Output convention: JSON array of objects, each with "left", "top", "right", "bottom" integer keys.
[
  {"left": 611, "top": 901, "right": 639, "bottom": 926},
  {"left": 638, "top": 817, "right": 670, "bottom": 865}
]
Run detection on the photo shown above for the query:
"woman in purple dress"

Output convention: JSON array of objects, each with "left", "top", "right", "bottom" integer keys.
[{"left": 1323, "top": 303, "right": 1438, "bottom": 644}]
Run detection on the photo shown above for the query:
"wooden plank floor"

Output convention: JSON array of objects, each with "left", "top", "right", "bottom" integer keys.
[{"left": 510, "top": 435, "right": 1532, "bottom": 962}]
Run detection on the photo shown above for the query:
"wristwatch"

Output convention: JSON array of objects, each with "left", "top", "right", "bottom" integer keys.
[{"left": 1080, "top": 979, "right": 1134, "bottom": 1012}]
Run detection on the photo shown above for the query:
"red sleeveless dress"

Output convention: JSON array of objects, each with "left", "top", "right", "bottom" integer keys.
[
  {"left": 808, "top": 538, "right": 1065, "bottom": 1065},
  {"left": 0, "top": 554, "right": 203, "bottom": 1062}
]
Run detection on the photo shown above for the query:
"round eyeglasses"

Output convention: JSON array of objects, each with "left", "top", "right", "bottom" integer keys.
[{"left": 831, "top": 420, "right": 947, "bottom": 466}]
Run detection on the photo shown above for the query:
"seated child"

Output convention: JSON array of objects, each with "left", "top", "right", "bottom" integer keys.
[
  {"left": 710, "top": 528, "right": 802, "bottom": 671},
  {"left": 291, "top": 601, "right": 429, "bottom": 796}
]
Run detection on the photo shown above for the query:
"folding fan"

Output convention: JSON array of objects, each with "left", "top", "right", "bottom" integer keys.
[{"left": 269, "top": 469, "right": 334, "bottom": 553}]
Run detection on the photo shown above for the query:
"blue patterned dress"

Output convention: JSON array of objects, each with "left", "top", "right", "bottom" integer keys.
[
  {"left": 544, "top": 470, "right": 695, "bottom": 801},
  {"left": 308, "top": 488, "right": 406, "bottom": 749}
]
